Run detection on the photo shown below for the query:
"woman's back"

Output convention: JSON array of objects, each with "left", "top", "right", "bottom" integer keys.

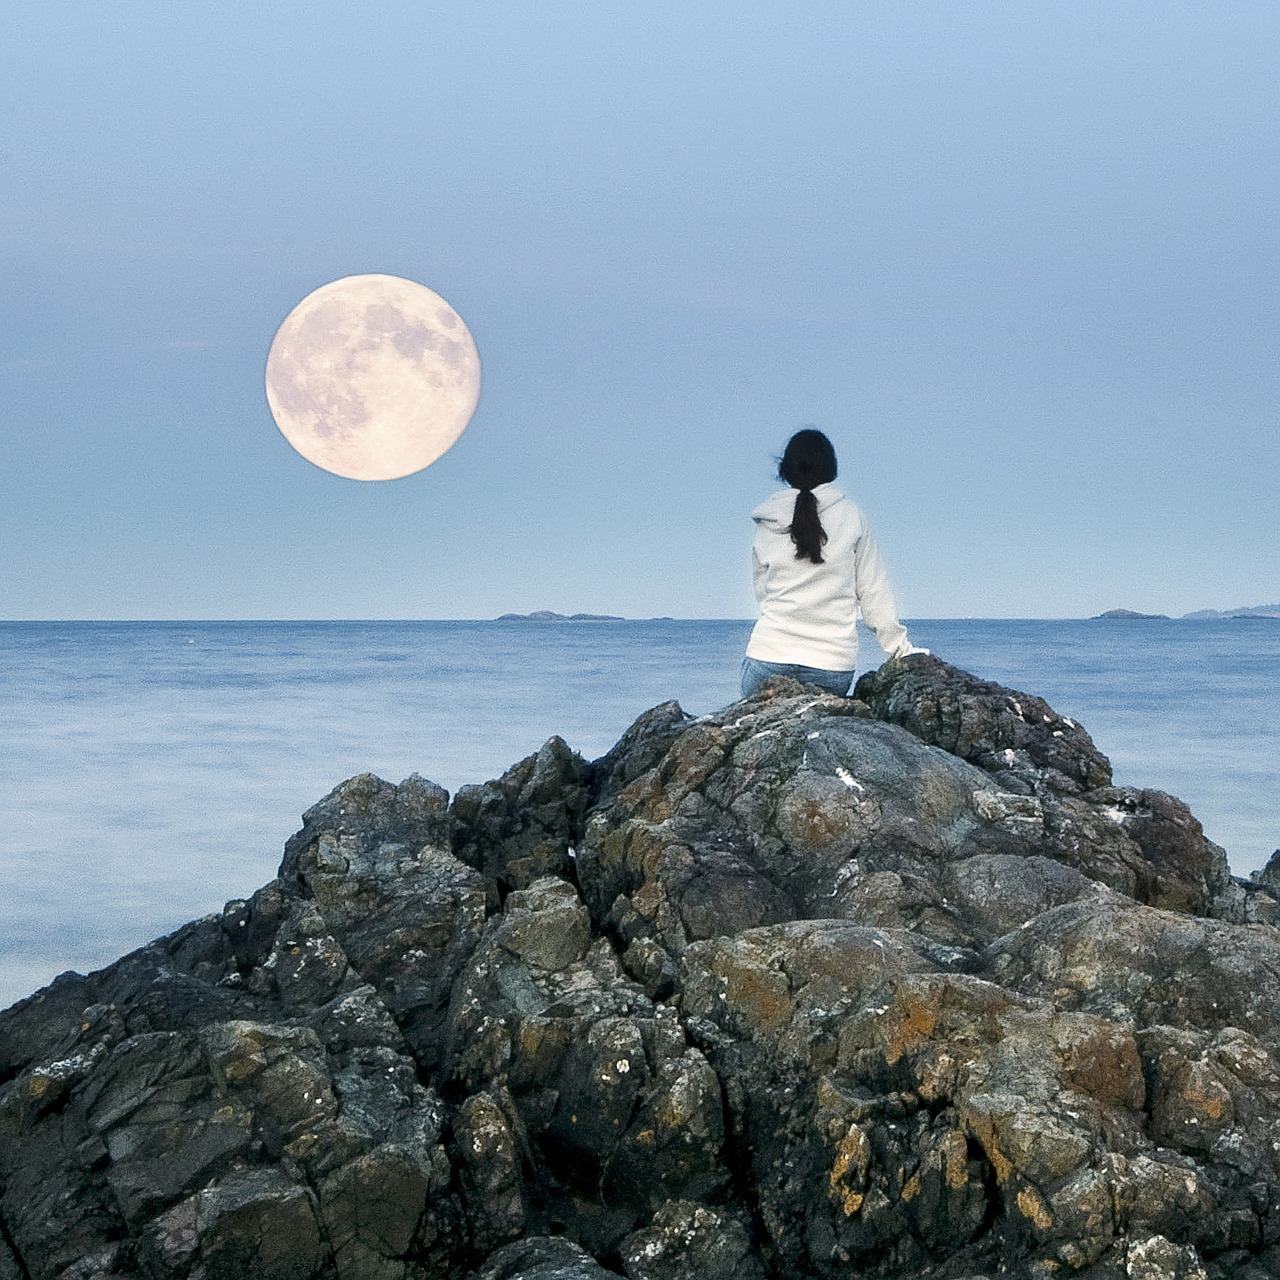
[{"left": 748, "top": 482, "right": 867, "bottom": 669}]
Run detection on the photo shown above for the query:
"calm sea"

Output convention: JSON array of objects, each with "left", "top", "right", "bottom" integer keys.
[{"left": 2, "top": 618, "right": 1276, "bottom": 1009}]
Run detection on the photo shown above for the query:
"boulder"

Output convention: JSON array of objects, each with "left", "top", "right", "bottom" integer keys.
[
  {"left": 854, "top": 653, "right": 1113, "bottom": 794},
  {"left": 619, "top": 1200, "right": 765, "bottom": 1280},
  {"left": 573, "top": 676, "right": 1169, "bottom": 975},
  {"left": 452, "top": 737, "right": 591, "bottom": 891},
  {"left": 0, "top": 775, "right": 474, "bottom": 1280},
  {"left": 278, "top": 773, "right": 488, "bottom": 1075},
  {"left": 470, "top": 1235, "right": 617, "bottom": 1280},
  {"left": 445, "top": 875, "right": 728, "bottom": 1256}
]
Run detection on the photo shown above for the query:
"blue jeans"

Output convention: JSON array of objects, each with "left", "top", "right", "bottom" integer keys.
[{"left": 741, "top": 656, "right": 855, "bottom": 699}]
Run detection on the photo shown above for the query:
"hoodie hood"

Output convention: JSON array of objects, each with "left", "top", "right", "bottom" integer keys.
[{"left": 751, "top": 481, "right": 845, "bottom": 531}]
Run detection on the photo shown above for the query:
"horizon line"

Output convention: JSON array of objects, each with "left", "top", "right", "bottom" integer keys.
[{"left": 0, "top": 614, "right": 1259, "bottom": 626}]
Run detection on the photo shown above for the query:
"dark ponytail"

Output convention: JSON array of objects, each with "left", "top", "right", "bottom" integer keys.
[{"left": 778, "top": 428, "right": 837, "bottom": 564}]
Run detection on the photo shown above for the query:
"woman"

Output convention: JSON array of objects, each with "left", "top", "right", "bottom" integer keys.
[{"left": 741, "top": 428, "right": 925, "bottom": 698}]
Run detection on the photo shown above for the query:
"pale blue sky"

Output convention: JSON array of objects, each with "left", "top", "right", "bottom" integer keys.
[{"left": 3, "top": 2, "right": 1277, "bottom": 618}]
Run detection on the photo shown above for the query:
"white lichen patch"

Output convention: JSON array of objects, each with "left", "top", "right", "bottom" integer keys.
[{"left": 974, "top": 789, "right": 1044, "bottom": 827}]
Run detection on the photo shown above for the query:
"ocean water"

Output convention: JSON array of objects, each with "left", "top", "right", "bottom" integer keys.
[{"left": 2, "top": 618, "right": 1276, "bottom": 1010}]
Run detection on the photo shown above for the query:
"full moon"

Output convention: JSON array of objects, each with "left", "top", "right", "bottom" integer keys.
[{"left": 264, "top": 274, "right": 481, "bottom": 481}]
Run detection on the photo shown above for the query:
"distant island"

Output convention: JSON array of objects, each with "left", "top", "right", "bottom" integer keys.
[
  {"left": 1092, "top": 604, "right": 1280, "bottom": 620},
  {"left": 1092, "top": 608, "right": 1170, "bottom": 620},
  {"left": 1183, "top": 603, "right": 1280, "bottom": 620},
  {"left": 497, "top": 610, "right": 626, "bottom": 622}
]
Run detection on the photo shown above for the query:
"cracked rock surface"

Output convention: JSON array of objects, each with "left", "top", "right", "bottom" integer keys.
[{"left": 2, "top": 655, "right": 1279, "bottom": 1279}]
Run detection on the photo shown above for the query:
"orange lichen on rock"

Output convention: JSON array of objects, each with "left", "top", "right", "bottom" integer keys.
[
  {"left": 882, "top": 986, "right": 940, "bottom": 1065},
  {"left": 618, "top": 772, "right": 673, "bottom": 822},
  {"left": 1181, "top": 1070, "right": 1232, "bottom": 1124},
  {"left": 1059, "top": 1021, "right": 1146, "bottom": 1111},
  {"left": 1016, "top": 1185, "right": 1055, "bottom": 1231},
  {"left": 24, "top": 1073, "right": 53, "bottom": 1100},
  {"left": 940, "top": 1128, "right": 970, "bottom": 1191},
  {"left": 963, "top": 1111, "right": 1015, "bottom": 1184},
  {"left": 783, "top": 796, "right": 852, "bottom": 849},
  {"left": 828, "top": 1124, "right": 872, "bottom": 1216},
  {"left": 658, "top": 726, "right": 727, "bottom": 802},
  {"left": 717, "top": 955, "right": 794, "bottom": 1035}
]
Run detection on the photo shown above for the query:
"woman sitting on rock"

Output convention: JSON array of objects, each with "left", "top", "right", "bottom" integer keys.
[{"left": 741, "top": 427, "right": 925, "bottom": 698}]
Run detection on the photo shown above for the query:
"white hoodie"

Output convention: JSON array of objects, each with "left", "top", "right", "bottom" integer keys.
[{"left": 745, "top": 482, "right": 911, "bottom": 670}]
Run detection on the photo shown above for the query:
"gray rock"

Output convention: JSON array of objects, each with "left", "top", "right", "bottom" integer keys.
[
  {"left": 575, "top": 685, "right": 1154, "bottom": 976},
  {"left": 455, "top": 1089, "right": 527, "bottom": 1255},
  {"left": 854, "top": 653, "right": 1113, "bottom": 794},
  {"left": 472, "top": 1235, "right": 617, "bottom": 1280},
  {"left": 277, "top": 772, "right": 488, "bottom": 1076},
  {"left": 984, "top": 898, "right": 1280, "bottom": 1043},
  {"left": 3, "top": 659, "right": 1278, "bottom": 1280},
  {"left": 1252, "top": 849, "right": 1280, "bottom": 894},
  {"left": 445, "top": 875, "right": 728, "bottom": 1256},
  {"left": 452, "top": 736, "right": 591, "bottom": 890},
  {"left": 0, "top": 1236, "right": 21, "bottom": 1280},
  {"left": 856, "top": 658, "right": 1232, "bottom": 916},
  {"left": 678, "top": 919, "right": 1155, "bottom": 1276},
  {"left": 620, "top": 1200, "right": 765, "bottom": 1280},
  {"left": 142, "top": 1167, "right": 325, "bottom": 1279},
  {"left": 0, "top": 777, "right": 470, "bottom": 1280}
]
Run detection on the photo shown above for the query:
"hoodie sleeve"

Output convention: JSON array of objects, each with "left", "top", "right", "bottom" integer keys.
[
  {"left": 854, "top": 519, "right": 911, "bottom": 659},
  {"left": 751, "top": 543, "right": 768, "bottom": 604}
]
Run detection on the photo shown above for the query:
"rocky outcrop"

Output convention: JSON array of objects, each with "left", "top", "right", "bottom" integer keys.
[{"left": 2, "top": 655, "right": 1278, "bottom": 1279}]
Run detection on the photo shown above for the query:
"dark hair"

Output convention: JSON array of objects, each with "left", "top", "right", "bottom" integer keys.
[{"left": 778, "top": 428, "right": 837, "bottom": 563}]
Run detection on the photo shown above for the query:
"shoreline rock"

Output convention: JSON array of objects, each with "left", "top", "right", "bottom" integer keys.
[{"left": 3, "top": 656, "right": 1279, "bottom": 1279}]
